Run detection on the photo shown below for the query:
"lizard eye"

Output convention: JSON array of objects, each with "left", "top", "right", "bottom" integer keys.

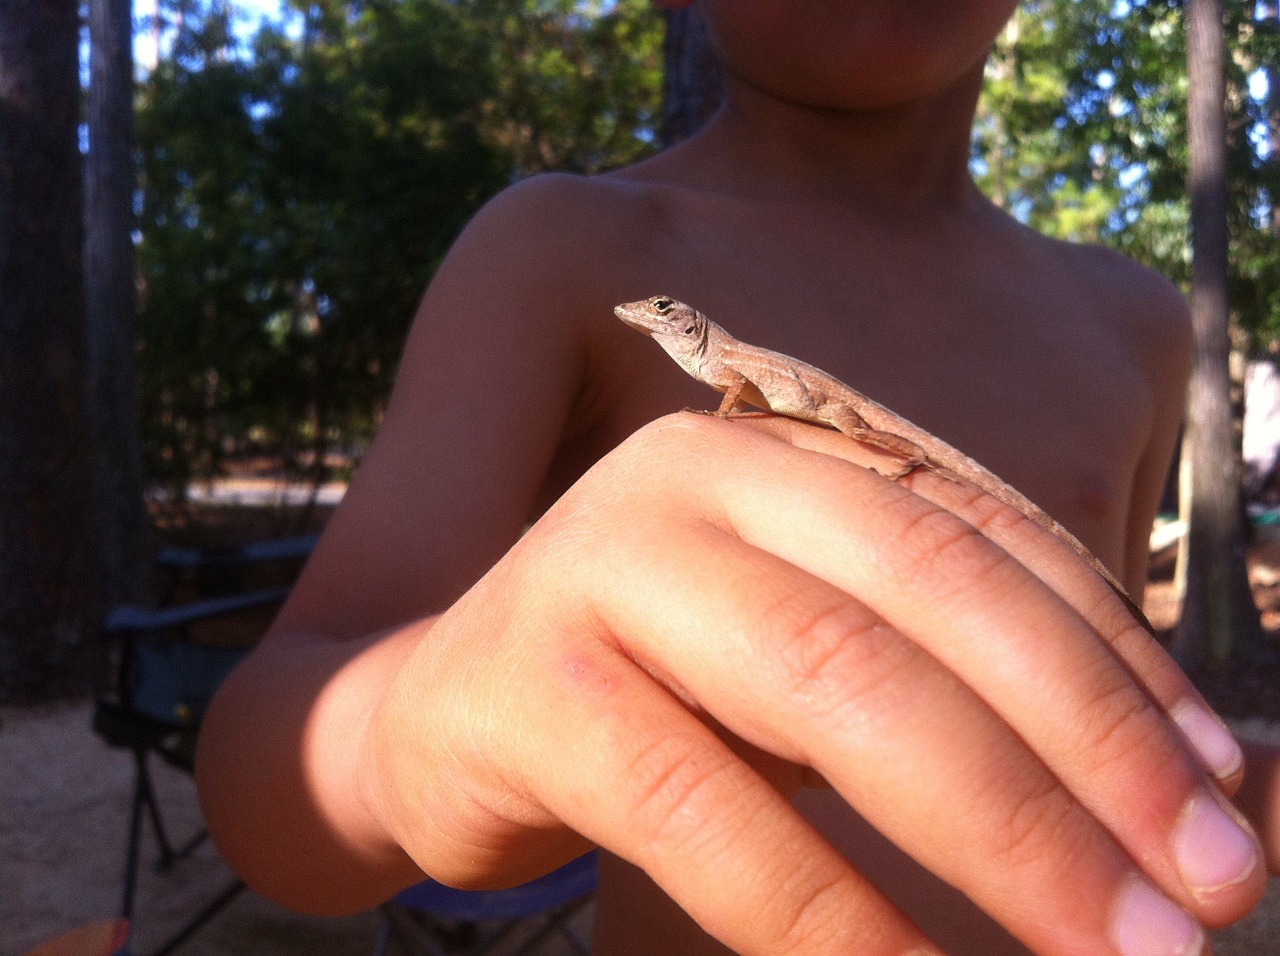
[{"left": 651, "top": 297, "right": 674, "bottom": 314}]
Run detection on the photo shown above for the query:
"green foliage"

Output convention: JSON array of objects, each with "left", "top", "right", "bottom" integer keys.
[
  {"left": 469, "top": 0, "right": 664, "bottom": 174},
  {"left": 974, "top": 0, "right": 1278, "bottom": 336},
  {"left": 136, "top": 0, "right": 662, "bottom": 490}
]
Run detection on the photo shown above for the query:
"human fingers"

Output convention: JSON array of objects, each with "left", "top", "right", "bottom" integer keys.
[
  {"left": 364, "top": 410, "right": 1251, "bottom": 954},
  {"left": 512, "top": 642, "right": 941, "bottom": 956},
  {"left": 694, "top": 415, "right": 1265, "bottom": 931},
  {"left": 566, "top": 495, "right": 1201, "bottom": 953},
  {"left": 783, "top": 417, "right": 1247, "bottom": 797},
  {"left": 364, "top": 530, "right": 942, "bottom": 955},
  {"left": 918, "top": 464, "right": 1249, "bottom": 796}
]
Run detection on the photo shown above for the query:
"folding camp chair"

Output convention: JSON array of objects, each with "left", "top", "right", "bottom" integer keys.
[
  {"left": 92, "top": 536, "right": 315, "bottom": 956},
  {"left": 375, "top": 852, "right": 597, "bottom": 956}
]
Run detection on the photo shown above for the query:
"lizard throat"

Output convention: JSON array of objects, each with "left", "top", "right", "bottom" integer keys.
[{"left": 665, "top": 332, "right": 711, "bottom": 379}]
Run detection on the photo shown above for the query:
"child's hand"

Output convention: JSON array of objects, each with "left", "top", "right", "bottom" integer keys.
[{"left": 357, "top": 412, "right": 1264, "bottom": 956}]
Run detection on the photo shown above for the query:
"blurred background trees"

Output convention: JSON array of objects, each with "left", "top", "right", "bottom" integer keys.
[
  {"left": 974, "top": 0, "right": 1276, "bottom": 329},
  {"left": 1, "top": 0, "right": 1276, "bottom": 697},
  {"left": 134, "top": 0, "right": 663, "bottom": 494}
]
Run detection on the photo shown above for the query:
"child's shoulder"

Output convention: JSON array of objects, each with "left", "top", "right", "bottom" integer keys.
[
  {"left": 460, "top": 171, "right": 679, "bottom": 260},
  {"left": 1066, "top": 239, "right": 1188, "bottom": 322},
  {"left": 428, "top": 170, "right": 697, "bottom": 334},
  {"left": 998, "top": 211, "right": 1192, "bottom": 354},
  {"left": 1021, "top": 227, "right": 1194, "bottom": 428}
]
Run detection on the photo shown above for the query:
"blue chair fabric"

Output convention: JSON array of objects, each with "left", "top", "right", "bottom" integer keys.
[{"left": 375, "top": 852, "right": 597, "bottom": 956}]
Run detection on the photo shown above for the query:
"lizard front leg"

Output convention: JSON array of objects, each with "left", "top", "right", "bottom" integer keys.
[
  {"left": 679, "top": 375, "right": 748, "bottom": 418},
  {"left": 715, "top": 377, "right": 748, "bottom": 416}
]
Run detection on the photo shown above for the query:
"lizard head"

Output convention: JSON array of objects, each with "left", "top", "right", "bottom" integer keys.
[{"left": 613, "top": 296, "right": 709, "bottom": 370}]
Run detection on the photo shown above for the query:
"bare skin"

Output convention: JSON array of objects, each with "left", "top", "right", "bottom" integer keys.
[{"left": 196, "top": 2, "right": 1280, "bottom": 954}]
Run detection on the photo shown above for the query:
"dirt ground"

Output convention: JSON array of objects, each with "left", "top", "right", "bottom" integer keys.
[
  {"left": 0, "top": 697, "right": 594, "bottom": 956},
  {"left": 0, "top": 699, "right": 385, "bottom": 956},
  {"left": 2, "top": 497, "right": 592, "bottom": 956},
  {"left": 3, "top": 500, "right": 1280, "bottom": 954}
]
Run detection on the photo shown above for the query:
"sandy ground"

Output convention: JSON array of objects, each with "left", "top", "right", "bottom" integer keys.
[
  {"left": 0, "top": 701, "right": 595, "bottom": 956},
  {"left": 1, "top": 700, "right": 1276, "bottom": 955},
  {"left": 1, "top": 700, "right": 381, "bottom": 956}
]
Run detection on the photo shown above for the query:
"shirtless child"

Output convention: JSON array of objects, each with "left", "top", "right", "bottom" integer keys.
[{"left": 196, "top": 2, "right": 1280, "bottom": 953}]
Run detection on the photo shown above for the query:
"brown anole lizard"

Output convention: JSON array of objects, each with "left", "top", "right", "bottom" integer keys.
[{"left": 614, "top": 294, "right": 1153, "bottom": 634}]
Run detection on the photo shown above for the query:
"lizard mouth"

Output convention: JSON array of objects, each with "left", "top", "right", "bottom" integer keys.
[{"left": 613, "top": 303, "right": 662, "bottom": 335}]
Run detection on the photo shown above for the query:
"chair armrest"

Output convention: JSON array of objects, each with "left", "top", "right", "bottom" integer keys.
[
  {"left": 102, "top": 588, "right": 293, "bottom": 638},
  {"left": 155, "top": 534, "right": 319, "bottom": 571}
]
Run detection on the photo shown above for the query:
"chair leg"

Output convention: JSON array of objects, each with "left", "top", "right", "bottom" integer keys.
[
  {"left": 134, "top": 751, "right": 181, "bottom": 868},
  {"left": 372, "top": 916, "right": 392, "bottom": 956},
  {"left": 375, "top": 905, "right": 452, "bottom": 956},
  {"left": 120, "top": 753, "right": 152, "bottom": 922},
  {"left": 499, "top": 896, "right": 593, "bottom": 956},
  {"left": 119, "top": 748, "right": 244, "bottom": 956}
]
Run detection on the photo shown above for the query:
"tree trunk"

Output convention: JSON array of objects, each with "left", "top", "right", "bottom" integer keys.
[
  {"left": 1172, "top": 0, "right": 1265, "bottom": 670},
  {"left": 0, "top": 0, "right": 100, "bottom": 700},
  {"left": 660, "top": 6, "right": 720, "bottom": 147},
  {"left": 86, "top": 0, "right": 153, "bottom": 608}
]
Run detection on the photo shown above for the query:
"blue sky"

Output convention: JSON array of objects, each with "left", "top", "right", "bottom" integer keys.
[{"left": 133, "top": 0, "right": 296, "bottom": 69}]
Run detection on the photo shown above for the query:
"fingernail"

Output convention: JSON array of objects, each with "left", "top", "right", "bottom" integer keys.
[
  {"left": 1171, "top": 700, "right": 1243, "bottom": 780},
  {"left": 1173, "top": 791, "right": 1260, "bottom": 897},
  {"left": 1109, "top": 878, "right": 1205, "bottom": 956}
]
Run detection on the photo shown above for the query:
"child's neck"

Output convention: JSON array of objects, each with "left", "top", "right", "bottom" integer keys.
[{"left": 695, "top": 65, "right": 985, "bottom": 214}]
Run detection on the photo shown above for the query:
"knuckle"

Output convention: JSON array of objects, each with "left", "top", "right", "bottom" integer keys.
[
  {"left": 774, "top": 875, "right": 931, "bottom": 956},
  {"left": 626, "top": 410, "right": 721, "bottom": 457},
  {"left": 771, "top": 870, "right": 862, "bottom": 955},
  {"left": 946, "top": 480, "right": 1032, "bottom": 533},
  {"left": 880, "top": 500, "right": 1019, "bottom": 601},
  {"left": 759, "top": 584, "right": 918, "bottom": 718},
  {"left": 985, "top": 772, "right": 1094, "bottom": 874},
  {"left": 1070, "top": 675, "right": 1186, "bottom": 790},
  {"left": 620, "top": 733, "right": 747, "bottom": 852}
]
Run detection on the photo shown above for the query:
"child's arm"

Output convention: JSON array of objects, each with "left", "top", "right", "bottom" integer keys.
[{"left": 196, "top": 176, "right": 1265, "bottom": 955}]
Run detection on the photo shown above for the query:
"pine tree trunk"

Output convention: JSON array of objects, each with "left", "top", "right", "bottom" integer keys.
[
  {"left": 660, "top": 6, "right": 720, "bottom": 147},
  {"left": 0, "top": 0, "right": 100, "bottom": 700},
  {"left": 1172, "top": 0, "right": 1264, "bottom": 670},
  {"left": 86, "top": 0, "right": 153, "bottom": 608}
]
